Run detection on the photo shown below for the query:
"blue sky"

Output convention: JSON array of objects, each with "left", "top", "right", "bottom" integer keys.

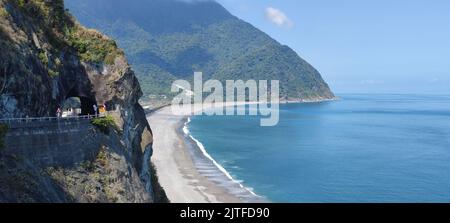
[{"left": 217, "top": 0, "right": 450, "bottom": 94}]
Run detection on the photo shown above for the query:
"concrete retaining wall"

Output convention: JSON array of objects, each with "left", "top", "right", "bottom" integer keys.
[{"left": 3, "top": 119, "right": 102, "bottom": 168}]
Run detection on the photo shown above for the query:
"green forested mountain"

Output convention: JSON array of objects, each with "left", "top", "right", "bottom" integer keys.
[{"left": 66, "top": 0, "right": 334, "bottom": 100}]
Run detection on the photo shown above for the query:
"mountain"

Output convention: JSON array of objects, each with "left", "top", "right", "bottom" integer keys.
[
  {"left": 66, "top": 0, "right": 335, "bottom": 101},
  {"left": 0, "top": 0, "right": 166, "bottom": 202}
]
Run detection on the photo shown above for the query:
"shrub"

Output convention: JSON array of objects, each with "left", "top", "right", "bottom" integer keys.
[
  {"left": 65, "top": 27, "right": 122, "bottom": 65},
  {"left": 104, "top": 53, "right": 117, "bottom": 65},
  {"left": 0, "top": 124, "right": 9, "bottom": 150},
  {"left": 48, "top": 69, "right": 59, "bottom": 77},
  {"left": 91, "top": 115, "right": 118, "bottom": 135},
  {"left": 0, "top": 7, "right": 8, "bottom": 18},
  {"left": 11, "top": 0, "right": 122, "bottom": 65},
  {"left": 14, "top": 0, "right": 26, "bottom": 8},
  {"left": 96, "top": 146, "right": 108, "bottom": 167},
  {"left": 38, "top": 51, "right": 48, "bottom": 66}
]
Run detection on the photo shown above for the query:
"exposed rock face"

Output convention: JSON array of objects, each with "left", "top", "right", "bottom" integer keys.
[
  {"left": 1, "top": 119, "right": 151, "bottom": 202},
  {"left": 0, "top": 0, "right": 160, "bottom": 202}
]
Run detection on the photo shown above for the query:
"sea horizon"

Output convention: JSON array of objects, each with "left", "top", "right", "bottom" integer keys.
[{"left": 186, "top": 93, "right": 450, "bottom": 202}]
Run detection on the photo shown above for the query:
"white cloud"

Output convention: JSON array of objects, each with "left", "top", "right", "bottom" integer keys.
[{"left": 265, "top": 7, "right": 293, "bottom": 28}]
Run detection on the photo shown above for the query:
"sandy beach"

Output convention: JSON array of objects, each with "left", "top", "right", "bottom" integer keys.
[
  {"left": 147, "top": 102, "right": 269, "bottom": 203},
  {"left": 147, "top": 99, "right": 338, "bottom": 203}
]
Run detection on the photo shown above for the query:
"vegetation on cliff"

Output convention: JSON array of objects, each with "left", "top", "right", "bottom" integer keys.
[
  {"left": 91, "top": 115, "right": 119, "bottom": 135},
  {"left": 65, "top": 26, "right": 124, "bottom": 65},
  {"left": 0, "top": 153, "right": 57, "bottom": 203},
  {"left": 46, "top": 145, "right": 135, "bottom": 203},
  {"left": 1, "top": 0, "right": 123, "bottom": 82},
  {"left": 0, "top": 0, "right": 164, "bottom": 203}
]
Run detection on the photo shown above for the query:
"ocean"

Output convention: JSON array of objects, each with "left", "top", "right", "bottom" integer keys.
[{"left": 187, "top": 94, "right": 450, "bottom": 202}]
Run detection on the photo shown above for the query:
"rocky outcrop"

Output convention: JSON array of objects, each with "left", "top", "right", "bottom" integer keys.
[
  {"left": 1, "top": 119, "right": 150, "bottom": 202},
  {"left": 0, "top": 0, "right": 162, "bottom": 202}
]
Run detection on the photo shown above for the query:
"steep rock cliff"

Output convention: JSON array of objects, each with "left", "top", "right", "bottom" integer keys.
[{"left": 0, "top": 0, "right": 162, "bottom": 202}]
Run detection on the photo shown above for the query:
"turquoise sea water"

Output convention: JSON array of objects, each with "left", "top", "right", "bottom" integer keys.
[{"left": 187, "top": 94, "right": 450, "bottom": 202}]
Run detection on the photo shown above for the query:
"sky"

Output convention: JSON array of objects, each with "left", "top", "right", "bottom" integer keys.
[{"left": 216, "top": 0, "right": 450, "bottom": 94}]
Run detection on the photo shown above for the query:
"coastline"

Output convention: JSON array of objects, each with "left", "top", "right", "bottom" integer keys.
[
  {"left": 180, "top": 117, "right": 266, "bottom": 202},
  {"left": 147, "top": 105, "right": 252, "bottom": 203},
  {"left": 146, "top": 99, "right": 335, "bottom": 203}
]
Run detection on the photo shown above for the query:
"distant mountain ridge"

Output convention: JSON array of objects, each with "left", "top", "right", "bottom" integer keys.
[{"left": 67, "top": 0, "right": 334, "bottom": 101}]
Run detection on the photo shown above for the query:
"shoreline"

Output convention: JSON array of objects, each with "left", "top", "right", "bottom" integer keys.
[
  {"left": 147, "top": 105, "right": 246, "bottom": 203},
  {"left": 147, "top": 98, "right": 335, "bottom": 203},
  {"left": 180, "top": 117, "right": 266, "bottom": 202}
]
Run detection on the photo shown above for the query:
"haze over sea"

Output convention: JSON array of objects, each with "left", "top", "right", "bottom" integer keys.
[{"left": 187, "top": 94, "right": 450, "bottom": 202}]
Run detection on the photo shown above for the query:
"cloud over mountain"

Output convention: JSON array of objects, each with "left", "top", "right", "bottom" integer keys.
[{"left": 265, "top": 7, "right": 293, "bottom": 28}]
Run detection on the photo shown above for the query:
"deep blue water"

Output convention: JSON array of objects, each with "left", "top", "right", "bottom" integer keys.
[{"left": 188, "top": 94, "right": 450, "bottom": 202}]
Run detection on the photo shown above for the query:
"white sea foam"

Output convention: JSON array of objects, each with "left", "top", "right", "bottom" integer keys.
[{"left": 183, "top": 117, "right": 261, "bottom": 198}]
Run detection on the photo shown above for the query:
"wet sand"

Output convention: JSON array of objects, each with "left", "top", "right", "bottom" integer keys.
[{"left": 147, "top": 103, "right": 265, "bottom": 203}]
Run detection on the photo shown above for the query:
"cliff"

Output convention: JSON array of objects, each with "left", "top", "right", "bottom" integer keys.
[{"left": 0, "top": 0, "right": 166, "bottom": 202}]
